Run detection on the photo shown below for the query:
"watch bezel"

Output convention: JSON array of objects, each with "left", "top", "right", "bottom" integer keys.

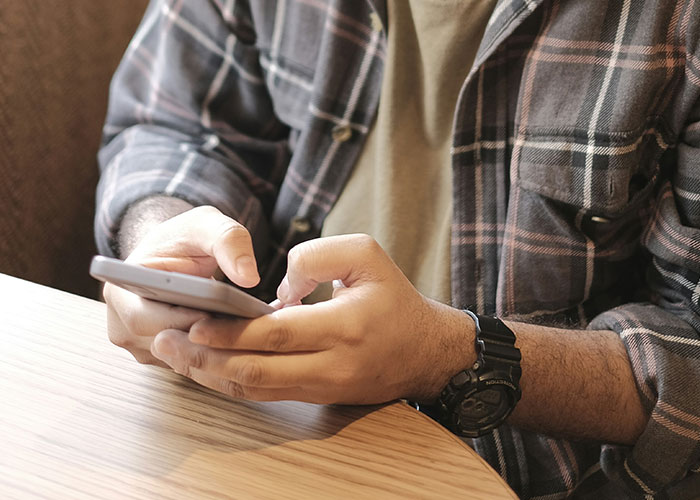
[{"left": 445, "top": 364, "right": 522, "bottom": 438}]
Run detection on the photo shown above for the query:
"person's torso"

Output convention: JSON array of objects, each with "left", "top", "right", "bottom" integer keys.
[
  {"left": 246, "top": 0, "right": 696, "bottom": 326},
  {"left": 316, "top": 0, "right": 496, "bottom": 304}
]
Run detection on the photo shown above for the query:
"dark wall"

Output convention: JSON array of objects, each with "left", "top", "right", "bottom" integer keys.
[{"left": 0, "top": 1, "right": 149, "bottom": 298}]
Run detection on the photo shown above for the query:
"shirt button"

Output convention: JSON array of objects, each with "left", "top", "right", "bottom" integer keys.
[
  {"left": 291, "top": 216, "right": 311, "bottom": 233},
  {"left": 331, "top": 125, "right": 352, "bottom": 142}
]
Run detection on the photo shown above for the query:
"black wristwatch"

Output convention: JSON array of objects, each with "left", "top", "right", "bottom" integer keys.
[{"left": 418, "top": 310, "right": 522, "bottom": 438}]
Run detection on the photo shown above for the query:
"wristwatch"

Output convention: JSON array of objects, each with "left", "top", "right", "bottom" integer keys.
[{"left": 418, "top": 310, "right": 522, "bottom": 438}]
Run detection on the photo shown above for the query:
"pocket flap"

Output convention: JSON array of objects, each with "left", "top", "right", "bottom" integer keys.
[{"left": 516, "top": 130, "right": 666, "bottom": 217}]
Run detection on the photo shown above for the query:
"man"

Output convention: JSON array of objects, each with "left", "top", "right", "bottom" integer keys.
[{"left": 96, "top": 0, "right": 700, "bottom": 497}]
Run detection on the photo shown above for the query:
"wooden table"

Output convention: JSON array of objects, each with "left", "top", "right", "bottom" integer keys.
[{"left": 0, "top": 273, "right": 516, "bottom": 499}]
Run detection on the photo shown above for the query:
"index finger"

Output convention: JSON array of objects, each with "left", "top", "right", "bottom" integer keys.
[
  {"left": 277, "top": 234, "right": 393, "bottom": 304},
  {"left": 131, "top": 206, "right": 260, "bottom": 288},
  {"left": 188, "top": 301, "right": 346, "bottom": 352}
]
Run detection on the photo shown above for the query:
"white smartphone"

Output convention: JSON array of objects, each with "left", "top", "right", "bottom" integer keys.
[{"left": 90, "top": 255, "right": 274, "bottom": 318}]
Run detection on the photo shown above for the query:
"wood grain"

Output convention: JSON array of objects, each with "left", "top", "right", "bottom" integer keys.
[{"left": 0, "top": 274, "right": 516, "bottom": 499}]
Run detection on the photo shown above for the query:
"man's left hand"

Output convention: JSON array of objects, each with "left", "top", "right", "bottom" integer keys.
[{"left": 150, "top": 234, "right": 475, "bottom": 405}]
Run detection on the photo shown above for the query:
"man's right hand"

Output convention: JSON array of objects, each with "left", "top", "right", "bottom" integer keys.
[{"left": 103, "top": 205, "right": 260, "bottom": 366}]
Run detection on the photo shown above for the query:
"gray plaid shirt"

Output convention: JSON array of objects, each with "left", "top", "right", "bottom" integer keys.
[{"left": 96, "top": 1, "right": 700, "bottom": 498}]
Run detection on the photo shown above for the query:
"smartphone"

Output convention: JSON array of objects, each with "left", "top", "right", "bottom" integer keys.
[{"left": 90, "top": 255, "right": 274, "bottom": 318}]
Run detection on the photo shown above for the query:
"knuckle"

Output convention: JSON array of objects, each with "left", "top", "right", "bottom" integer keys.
[
  {"left": 214, "top": 222, "right": 252, "bottom": 255},
  {"left": 287, "top": 241, "right": 317, "bottom": 275},
  {"left": 174, "top": 363, "right": 193, "bottom": 379},
  {"left": 332, "top": 362, "right": 360, "bottom": 389},
  {"left": 187, "top": 348, "right": 207, "bottom": 370},
  {"left": 237, "top": 359, "right": 265, "bottom": 386},
  {"left": 219, "top": 221, "right": 251, "bottom": 244},
  {"left": 339, "top": 324, "right": 361, "bottom": 347},
  {"left": 266, "top": 322, "right": 293, "bottom": 351},
  {"left": 219, "top": 379, "right": 246, "bottom": 399},
  {"left": 354, "top": 233, "right": 380, "bottom": 254},
  {"left": 192, "top": 205, "right": 221, "bottom": 218},
  {"left": 330, "top": 373, "right": 352, "bottom": 392},
  {"left": 286, "top": 244, "right": 303, "bottom": 267}
]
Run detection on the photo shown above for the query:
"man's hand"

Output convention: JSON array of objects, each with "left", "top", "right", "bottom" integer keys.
[
  {"left": 104, "top": 206, "right": 261, "bottom": 366},
  {"left": 108, "top": 217, "right": 647, "bottom": 444},
  {"left": 150, "top": 234, "right": 475, "bottom": 404}
]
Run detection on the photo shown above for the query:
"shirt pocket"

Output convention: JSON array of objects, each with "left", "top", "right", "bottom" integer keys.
[
  {"left": 508, "top": 124, "right": 674, "bottom": 317},
  {"left": 515, "top": 123, "right": 670, "bottom": 221}
]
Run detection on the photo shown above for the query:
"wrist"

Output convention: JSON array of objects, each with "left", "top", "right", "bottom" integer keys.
[
  {"left": 117, "top": 195, "right": 194, "bottom": 258},
  {"left": 417, "top": 309, "right": 522, "bottom": 438},
  {"left": 413, "top": 300, "right": 478, "bottom": 403}
]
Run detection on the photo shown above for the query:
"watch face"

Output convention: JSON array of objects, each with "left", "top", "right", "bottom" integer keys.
[{"left": 458, "top": 387, "right": 512, "bottom": 429}]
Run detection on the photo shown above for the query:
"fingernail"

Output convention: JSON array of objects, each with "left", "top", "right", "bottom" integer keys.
[
  {"left": 236, "top": 255, "right": 258, "bottom": 280},
  {"left": 277, "top": 275, "right": 290, "bottom": 303}
]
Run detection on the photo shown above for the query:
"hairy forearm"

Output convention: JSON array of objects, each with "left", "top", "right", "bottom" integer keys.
[
  {"left": 116, "top": 195, "right": 194, "bottom": 258},
  {"left": 503, "top": 320, "right": 647, "bottom": 445}
]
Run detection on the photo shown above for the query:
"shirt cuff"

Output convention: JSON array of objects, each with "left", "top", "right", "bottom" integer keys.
[
  {"left": 94, "top": 128, "right": 268, "bottom": 258},
  {"left": 589, "top": 303, "right": 700, "bottom": 496}
]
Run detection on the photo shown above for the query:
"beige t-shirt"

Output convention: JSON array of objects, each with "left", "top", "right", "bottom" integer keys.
[{"left": 316, "top": 0, "right": 496, "bottom": 304}]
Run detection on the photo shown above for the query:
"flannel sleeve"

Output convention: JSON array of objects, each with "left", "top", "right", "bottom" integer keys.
[
  {"left": 590, "top": 94, "right": 700, "bottom": 497},
  {"left": 94, "top": 0, "right": 289, "bottom": 258}
]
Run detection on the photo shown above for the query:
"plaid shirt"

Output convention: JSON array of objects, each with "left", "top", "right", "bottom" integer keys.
[{"left": 95, "top": 1, "right": 700, "bottom": 498}]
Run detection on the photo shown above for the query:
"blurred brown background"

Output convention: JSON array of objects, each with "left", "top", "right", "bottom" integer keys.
[{"left": 0, "top": 1, "right": 149, "bottom": 298}]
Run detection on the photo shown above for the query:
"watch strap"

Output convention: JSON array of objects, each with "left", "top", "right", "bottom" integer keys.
[{"left": 465, "top": 310, "right": 522, "bottom": 381}]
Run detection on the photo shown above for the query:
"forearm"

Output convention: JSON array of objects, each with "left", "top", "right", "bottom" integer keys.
[
  {"left": 499, "top": 320, "right": 647, "bottom": 445},
  {"left": 116, "top": 195, "right": 193, "bottom": 258},
  {"left": 424, "top": 307, "right": 648, "bottom": 445},
  {"left": 96, "top": 0, "right": 279, "bottom": 261}
]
